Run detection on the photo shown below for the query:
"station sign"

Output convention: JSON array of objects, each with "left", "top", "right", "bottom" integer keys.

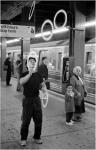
[{"left": 0, "top": 24, "right": 35, "bottom": 38}]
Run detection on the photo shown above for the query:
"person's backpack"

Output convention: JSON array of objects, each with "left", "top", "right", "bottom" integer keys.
[
  {"left": 45, "top": 81, "right": 50, "bottom": 90},
  {"left": 3, "top": 62, "right": 8, "bottom": 71}
]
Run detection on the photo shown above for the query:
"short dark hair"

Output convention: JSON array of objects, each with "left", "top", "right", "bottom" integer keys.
[
  {"left": 42, "top": 57, "right": 47, "bottom": 61},
  {"left": 29, "top": 57, "right": 36, "bottom": 62},
  {"left": 66, "top": 83, "right": 72, "bottom": 88},
  {"left": 8, "top": 52, "right": 11, "bottom": 55}
]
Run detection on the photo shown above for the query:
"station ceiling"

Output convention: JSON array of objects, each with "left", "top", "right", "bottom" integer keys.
[{"left": 1, "top": 0, "right": 95, "bottom": 41}]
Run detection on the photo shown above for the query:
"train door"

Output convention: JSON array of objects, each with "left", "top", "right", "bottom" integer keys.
[{"left": 62, "top": 57, "right": 69, "bottom": 83}]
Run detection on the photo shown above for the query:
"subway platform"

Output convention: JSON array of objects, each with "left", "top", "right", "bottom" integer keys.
[{"left": 0, "top": 78, "right": 95, "bottom": 149}]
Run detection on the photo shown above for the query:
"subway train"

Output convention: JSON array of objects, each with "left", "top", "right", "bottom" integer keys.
[{"left": 6, "top": 38, "right": 96, "bottom": 105}]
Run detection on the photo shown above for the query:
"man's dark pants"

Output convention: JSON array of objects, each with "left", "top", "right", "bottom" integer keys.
[
  {"left": 20, "top": 96, "right": 42, "bottom": 140},
  {"left": 66, "top": 112, "right": 73, "bottom": 122},
  {"left": 6, "top": 71, "right": 11, "bottom": 85}
]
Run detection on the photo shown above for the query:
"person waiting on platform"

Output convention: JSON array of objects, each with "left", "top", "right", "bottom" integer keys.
[
  {"left": 63, "top": 61, "right": 69, "bottom": 83},
  {"left": 70, "top": 66, "right": 87, "bottom": 122},
  {"left": 4, "top": 52, "right": 12, "bottom": 86},
  {"left": 38, "top": 57, "right": 50, "bottom": 89},
  {"left": 20, "top": 51, "right": 45, "bottom": 146},
  {"left": 65, "top": 83, "right": 75, "bottom": 126},
  {"left": 15, "top": 54, "right": 22, "bottom": 91}
]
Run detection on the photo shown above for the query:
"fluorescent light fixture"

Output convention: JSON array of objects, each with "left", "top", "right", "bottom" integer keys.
[
  {"left": 35, "top": 27, "right": 69, "bottom": 38},
  {"left": 0, "top": 38, "right": 21, "bottom": 45},
  {"left": 83, "top": 20, "right": 96, "bottom": 27},
  {"left": 35, "top": 33, "right": 42, "bottom": 38},
  {"left": 53, "top": 27, "right": 69, "bottom": 34},
  {"left": 6, "top": 38, "right": 21, "bottom": 44},
  {"left": 35, "top": 32, "right": 51, "bottom": 38},
  {"left": 42, "top": 31, "right": 52, "bottom": 36}
]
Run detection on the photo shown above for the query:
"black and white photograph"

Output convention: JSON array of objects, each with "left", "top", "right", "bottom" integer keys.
[{"left": 0, "top": 0, "right": 96, "bottom": 149}]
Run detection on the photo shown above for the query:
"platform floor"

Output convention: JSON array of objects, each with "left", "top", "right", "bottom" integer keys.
[{"left": 0, "top": 78, "right": 95, "bottom": 149}]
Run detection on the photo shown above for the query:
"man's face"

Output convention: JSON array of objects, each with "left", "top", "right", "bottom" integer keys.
[
  {"left": 27, "top": 58, "right": 36, "bottom": 71},
  {"left": 67, "top": 86, "right": 73, "bottom": 92},
  {"left": 43, "top": 58, "right": 47, "bottom": 65},
  {"left": 8, "top": 53, "right": 12, "bottom": 59}
]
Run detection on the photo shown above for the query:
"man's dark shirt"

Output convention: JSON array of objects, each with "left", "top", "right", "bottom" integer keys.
[
  {"left": 38, "top": 63, "right": 48, "bottom": 80},
  {"left": 21, "top": 71, "right": 43, "bottom": 97},
  {"left": 4, "top": 58, "right": 11, "bottom": 73}
]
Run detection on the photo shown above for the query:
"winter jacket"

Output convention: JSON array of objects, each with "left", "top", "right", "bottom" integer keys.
[
  {"left": 70, "top": 74, "right": 85, "bottom": 106},
  {"left": 65, "top": 92, "right": 75, "bottom": 112}
]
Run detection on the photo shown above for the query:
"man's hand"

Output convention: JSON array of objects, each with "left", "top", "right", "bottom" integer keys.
[
  {"left": 29, "top": 68, "right": 34, "bottom": 76},
  {"left": 43, "top": 78, "right": 45, "bottom": 81},
  {"left": 78, "top": 92, "right": 81, "bottom": 97}
]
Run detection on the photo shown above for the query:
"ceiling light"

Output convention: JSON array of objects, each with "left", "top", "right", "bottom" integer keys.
[
  {"left": 6, "top": 38, "right": 21, "bottom": 44},
  {"left": 53, "top": 27, "right": 69, "bottom": 34},
  {"left": 35, "top": 27, "right": 69, "bottom": 38},
  {"left": 83, "top": 20, "right": 96, "bottom": 27}
]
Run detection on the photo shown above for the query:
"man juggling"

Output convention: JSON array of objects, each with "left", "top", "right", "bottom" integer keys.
[{"left": 20, "top": 51, "right": 46, "bottom": 146}]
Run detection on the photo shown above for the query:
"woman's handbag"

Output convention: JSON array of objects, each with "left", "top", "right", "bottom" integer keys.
[
  {"left": 84, "top": 89, "right": 87, "bottom": 97},
  {"left": 3, "top": 64, "right": 8, "bottom": 71},
  {"left": 83, "top": 85, "right": 87, "bottom": 97}
]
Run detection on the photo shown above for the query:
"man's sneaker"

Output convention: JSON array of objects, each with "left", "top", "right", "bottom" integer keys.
[
  {"left": 66, "top": 122, "right": 73, "bottom": 126},
  {"left": 7, "top": 84, "right": 12, "bottom": 86},
  {"left": 33, "top": 138, "right": 43, "bottom": 144},
  {"left": 71, "top": 120, "right": 74, "bottom": 124},
  {"left": 20, "top": 140, "right": 27, "bottom": 146}
]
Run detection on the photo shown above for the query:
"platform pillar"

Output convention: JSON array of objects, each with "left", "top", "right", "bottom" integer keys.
[
  {"left": 21, "top": 37, "right": 30, "bottom": 72},
  {"left": 69, "top": 9, "right": 85, "bottom": 78},
  {"left": 1, "top": 37, "right": 7, "bottom": 81},
  {"left": 74, "top": 10, "right": 85, "bottom": 78}
]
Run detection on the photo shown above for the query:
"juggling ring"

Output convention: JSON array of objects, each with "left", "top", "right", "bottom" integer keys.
[
  {"left": 41, "top": 9, "right": 67, "bottom": 41},
  {"left": 42, "top": 98, "right": 48, "bottom": 108},
  {"left": 41, "top": 19, "right": 54, "bottom": 41},
  {"left": 54, "top": 9, "right": 67, "bottom": 29},
  {"left": 28, "top": 1, "right": 35, "bottom": 21}
]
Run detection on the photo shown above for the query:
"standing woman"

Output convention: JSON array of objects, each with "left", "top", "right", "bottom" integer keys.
[{"left": 70, "top": 66, "right": 87, "bottom": 121}]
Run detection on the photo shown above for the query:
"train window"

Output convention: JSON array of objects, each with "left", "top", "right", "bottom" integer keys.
[
  {"left": 48, "top": 58, "right": 56, "bottom": 71},
  {"left": 47, "top": 48, "right": 56, "bottom": 71},
  {"left": 85, "top": 52, "right": 92, "bottom": 74},
  {"left": 58, "top": 52, "right": 62, "bottom": 71},
  {"left": 63, "top": 46, "right": 69, "bottom": 58},
  {"left": 85, "top": 50, "right": 96, "bottom": 77},
  {"left": 86, "top": 52, "right": 92, "bottom": 64}
]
